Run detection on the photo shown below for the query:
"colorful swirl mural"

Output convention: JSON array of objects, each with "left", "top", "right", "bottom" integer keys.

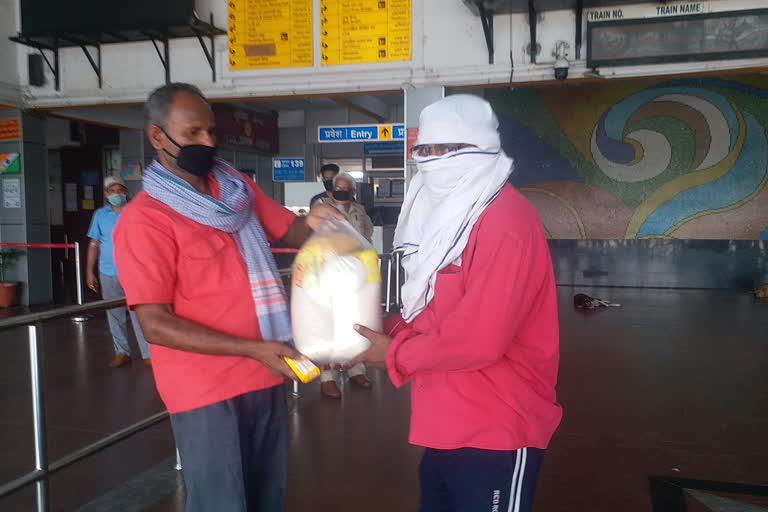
[{"left": 488, "top": 77, "right": 768, "bottom": 240}]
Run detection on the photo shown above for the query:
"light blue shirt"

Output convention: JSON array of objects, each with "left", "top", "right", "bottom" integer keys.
[{"left": 86, "top": 205, "right": 121, "bottom": 276}]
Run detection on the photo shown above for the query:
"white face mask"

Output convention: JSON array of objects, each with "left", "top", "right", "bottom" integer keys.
[{"left": 415, "top": 150, "right": 500, "bottom": 196}]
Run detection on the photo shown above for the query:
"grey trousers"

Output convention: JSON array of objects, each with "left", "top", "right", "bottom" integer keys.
[
  {"left": 100, "top": 273, "right": 150, "bottom": 359},
  {"left": 320, "top": 363, "right": 366, "bottom": 383},
  {"left": 170, "top": 386, "right": 289, "bottom": 512}
]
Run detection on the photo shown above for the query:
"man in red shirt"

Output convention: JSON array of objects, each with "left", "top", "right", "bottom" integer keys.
[
  {"left": 113, "top": 83, "right": 340, "bottom": 512},
  {"left": 348, "top": 95, "right": 562, "bottom": 512}
]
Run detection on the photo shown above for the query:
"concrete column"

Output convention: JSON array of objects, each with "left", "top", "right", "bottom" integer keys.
[
  {"left": 0, "top": 110, "right": 53, "bottom": 305},
  {"left": 119, "top": 129, "right": 146, "bottom": 197}
]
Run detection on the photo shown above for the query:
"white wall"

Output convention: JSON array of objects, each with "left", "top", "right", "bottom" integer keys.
[
  {"left": 0, "top": 0, "right": 22, "bottom": 106},
  {"left": 3, "top": 0, "right": 767, "bottom": 108}
]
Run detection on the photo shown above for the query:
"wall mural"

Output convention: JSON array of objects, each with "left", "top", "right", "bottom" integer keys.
[{"left": 487, "top": 76, "right": 768, "bottom": 239}]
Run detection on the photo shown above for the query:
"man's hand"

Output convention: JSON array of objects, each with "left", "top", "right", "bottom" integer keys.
[
  {"left": 305, "top": 203, "right": 345, "bottom": 231},
  {"left": 86, "top": 271, "right": 100, "bottom": 293},
  {"left": 248, "top": 341, "right": 303, "bottom": 380},
  {"left": 345, "top": 324, "right": 392, "bottom": 370}
]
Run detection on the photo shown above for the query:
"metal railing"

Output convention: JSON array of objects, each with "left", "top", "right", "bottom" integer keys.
[
  {"left": 0, "top": 299, "right": 170, "bottom": 512},
  {"left": 0, "top": 242, "right": 86, "bottom": 316},
  {"left": 0, "top": 252, "right": 405, "bottom": 508}
]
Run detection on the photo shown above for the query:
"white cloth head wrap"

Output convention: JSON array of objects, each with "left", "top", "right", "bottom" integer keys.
[{"left": 394, "top": 94, "right": 514, "bottom": 322}]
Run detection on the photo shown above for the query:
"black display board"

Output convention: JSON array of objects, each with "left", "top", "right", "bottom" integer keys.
[
  {"left": 20, "top": 0, "right": 196, "bottom": 36},
  {"left": 588, "top": 8, "right": 768, "bottom": 68}
]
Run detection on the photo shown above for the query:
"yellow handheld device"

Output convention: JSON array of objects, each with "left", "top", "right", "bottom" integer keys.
[{"left": 284, "top": 357, "right": 320, "bottom": 383}]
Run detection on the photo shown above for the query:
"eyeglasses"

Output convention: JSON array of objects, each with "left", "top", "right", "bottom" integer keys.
[{"left": 411, "top": 143, "right": 475, "bottom": 158}]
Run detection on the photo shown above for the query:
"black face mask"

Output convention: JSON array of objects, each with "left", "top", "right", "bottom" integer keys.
[
  {"left": 323, "top": 179, "right": 334, "bottom": 192},
  {"left": 159, "top": 127, "right": 216, "bottom": 177},
  {"left": 333, "top": 190, "right": 351, "bottom": 201}
]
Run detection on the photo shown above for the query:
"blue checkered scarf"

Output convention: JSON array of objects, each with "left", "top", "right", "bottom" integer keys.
[{"left": 143, "top": 158, "right": 292, "bottom": 343}]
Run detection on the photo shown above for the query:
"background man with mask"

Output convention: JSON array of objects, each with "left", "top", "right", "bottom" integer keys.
[
  {"left": 315, "top": 171, "right": 373, "bottom": 397},
  {"left": 317, "top": 171, "right": 373, "bottom": 241},
  {"left": 86, "top": 176, "right": 150, "bottom": 368},
  {"left": 113, "top": 83, "right": 342, "bottom": 512},
  {"left": 346, "top": 95, "right": 562, "bottom": 512},
  {"left": 310, "top": 162, "right": 340, "bottom": 207}
]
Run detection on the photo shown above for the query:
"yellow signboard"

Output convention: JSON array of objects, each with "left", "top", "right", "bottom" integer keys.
[
  {"left": 320, "top": 0, "right": 411, "bottom": 66},
  {"left": 228, "top": 0, "right": 313, "bottom": 70},
  {"left": 378, "top": 125, "right": 392, "bottom": 140}
]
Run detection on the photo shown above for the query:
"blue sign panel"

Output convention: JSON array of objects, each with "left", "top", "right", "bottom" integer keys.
[
  {"left": 318, "top": 124, "right": 405, "bottom": 143},
  {"left": 364, "top": 141, "right": 405, "bottom": 155},
  {"left": 272, "top": 158, "right": 305, "bottom": 182}
]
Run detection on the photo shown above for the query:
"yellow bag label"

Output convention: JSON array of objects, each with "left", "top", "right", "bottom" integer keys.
[
  {"left": 284, "top": 357, "right": 320, "bottom": 383},
  {"left": 292, "top": 244, "right": 325, "bottom": 289},
  {"left": 352, "top": 249, "right": 382, "bottom": 283}
]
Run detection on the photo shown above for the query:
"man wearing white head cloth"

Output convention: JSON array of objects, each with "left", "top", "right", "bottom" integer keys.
[{"left": 347, "top": 95, "right": 562, "bottom": 512}]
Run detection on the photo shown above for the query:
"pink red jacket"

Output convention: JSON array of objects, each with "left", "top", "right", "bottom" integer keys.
[{"left": 385, "top": 184, "right": 562, "bottom": 451}]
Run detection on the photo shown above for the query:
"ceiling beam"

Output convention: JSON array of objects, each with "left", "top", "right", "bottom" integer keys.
[{"left": 330, "top": 95, "right": 389, "bottom": 122}]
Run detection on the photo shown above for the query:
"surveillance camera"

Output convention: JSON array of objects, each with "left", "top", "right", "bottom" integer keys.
[{"left": 554, "top": 58, "right": 569, "bottom": 80}]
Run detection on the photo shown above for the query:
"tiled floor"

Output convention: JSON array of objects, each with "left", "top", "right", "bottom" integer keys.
[{"left": 1, "top": 287, "right": 767, "bottom": 511}]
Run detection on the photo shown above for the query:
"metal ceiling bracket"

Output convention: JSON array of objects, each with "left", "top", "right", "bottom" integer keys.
[
  {"left": 9, "top": 15, "right": 224, "bottom": 90},
  {"left": 476, "top": 1, "right": 495, "bottom": 64},
  {"left": 194, "top": 13, "right": 217, "bottom": 82},
  {"left": 38, "top": 46, "right": 59, "bottom": 91},
  {"left": 528, "top": 0, "right": 537, "bottom": 64},
  {"left": 9, "top": 35, "right": 60, "bottom": 90},
  {"left": 149, "top": 37, "right": 171, "bottom": 84},
  {"left": 79, "top": 44, "right": 102, "bottom": 88},
  {"left": 576, "top": 0, "right": 584, "bottom": 59},
  {"left": 57, "top": 34, "right": 102, "bottom": 87}
]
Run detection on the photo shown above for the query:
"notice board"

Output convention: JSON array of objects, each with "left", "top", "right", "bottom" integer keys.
[
  {"left": 320, "top": 0, "right": 411, "bottom": 66},
  {"left": 228, "top": 0, "right": 313, "bottom": 70}
]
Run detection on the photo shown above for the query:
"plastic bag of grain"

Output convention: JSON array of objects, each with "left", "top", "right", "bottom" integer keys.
[{"left": 291, "top": 218, "right": 382, "bottom": 365}]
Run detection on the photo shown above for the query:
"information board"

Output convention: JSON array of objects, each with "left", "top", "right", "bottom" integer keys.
[
  {"left": 273, "top": 157, "right": 305, "bottom": 182},
  {"left": 228, "top": 0, "right": 313, "bottom": 70},
  {"left": 0, "top": 119, "right": 21, "bottom": 141},
  {"left": 364, "top": 141, "right": 404, "bottom": 155},
  {"left": 320, "top": 0, "right": 411, "bottom": 66}
]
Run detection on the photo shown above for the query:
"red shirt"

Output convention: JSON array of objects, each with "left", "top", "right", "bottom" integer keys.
[
  {"left": 113, "top": 173, "right": 296, "bottom": 413},
  {"left": 385, "top": 184, "right": 562, "bottom": 451}
]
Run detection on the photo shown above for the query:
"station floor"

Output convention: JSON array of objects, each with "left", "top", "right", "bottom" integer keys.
[{"left": 1, "top": 286, "right": 767, "bottom": 512}]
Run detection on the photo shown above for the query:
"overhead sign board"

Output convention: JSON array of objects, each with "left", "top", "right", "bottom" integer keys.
[
  {"left": 228, "top": 0, "right": 313, "bottom": 70},
  {"left": 587, "top": 7, "right": 768, "bottom": 67},
  {"left": 320, "top": 0, "right": 411, "bottom": 66},
  {"left": 273, "top": 157, "right": 305, "bottom": 182},
  {"left": 318, "top": 124, "right": 405, "bottom": 143},
  {"left": 587, "top": 1, "right": 710, "bottom": 21}
]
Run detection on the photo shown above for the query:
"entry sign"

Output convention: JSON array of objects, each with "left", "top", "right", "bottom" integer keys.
[
  {"left": 273, "top": 158, "right": 305, "bottom": 182},
  {"left": 318, "top": 124, "right": 405, "bottom": 143}
]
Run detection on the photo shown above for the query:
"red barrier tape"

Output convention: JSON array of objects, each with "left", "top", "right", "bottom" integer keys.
[
  {"left": 0, "top": 243, "right": 76, "bottom": 249},
  {"left": 2, "top": 243, "right": 292, "bottom": 252}
]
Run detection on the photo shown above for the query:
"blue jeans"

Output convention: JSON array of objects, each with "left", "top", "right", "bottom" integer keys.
[
  {"left": 419, "top": 447, "right": 545, "bottom": 512},
  {"left": 100, "top": 273, "right": 150, "bottom": 359},
  {"left": 170, "top": 386, "right": 289, "bottom": 512}
]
